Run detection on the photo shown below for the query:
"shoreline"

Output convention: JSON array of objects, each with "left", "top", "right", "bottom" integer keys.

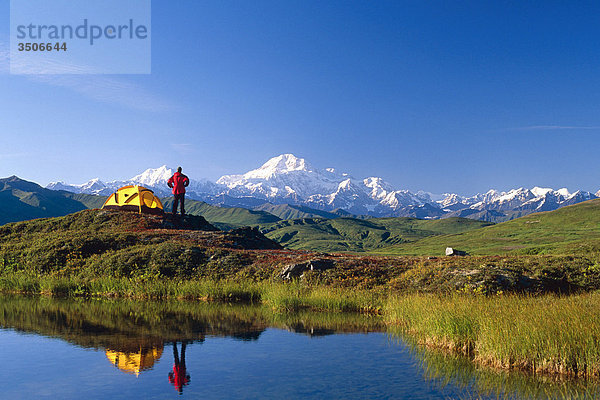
[
  {"left": 2, "top": 210, "right": 600, "bottom": 380},
  {"left": 2, "top": 274, "right": 600, "bottom": 380}
]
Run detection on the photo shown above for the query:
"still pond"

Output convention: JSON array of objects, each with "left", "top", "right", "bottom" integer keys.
[{"left": 0, "top": 295, "right": 598, "bottom": 399}]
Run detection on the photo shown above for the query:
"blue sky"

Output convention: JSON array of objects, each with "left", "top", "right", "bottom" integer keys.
[{"left": 1, "top": 1, "right": 600, "bottom": 195}]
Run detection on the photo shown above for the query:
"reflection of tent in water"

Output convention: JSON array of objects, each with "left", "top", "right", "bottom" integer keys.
[
  {"left": 105, "top": 346, "right": 164, "bottom": 377},
  {"left": 101, "top": 185, "right": 164, "bottom": 215}
]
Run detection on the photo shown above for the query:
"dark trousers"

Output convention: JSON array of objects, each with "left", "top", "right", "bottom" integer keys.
[{"left": 173, "top": 193, "right": 185, "bottom": 215}]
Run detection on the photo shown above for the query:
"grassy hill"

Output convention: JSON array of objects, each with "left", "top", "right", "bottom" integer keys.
[
  {"left": 162, "top": 198, "right": 280, "bottom": 230},
  {"left": 2, "top": 209, "right": 600, "bottom": 299},
  {"left": 372, "top": 198, "right": 600, "bottom": 256},
  {"left": 258, "top": 216, "right": 492, "bottom": 252},
  {"left": 253, "top": 203, "right": 351, "bottom": 220},
  {"left": 0, "top": 209, "right": 283, "bottom": 281},
  {"left": 442, "top": 208, "right": 530, "bottom": 223},
  {"left": 0, "top": 176, "right": 90, "bottom": 225},
  {"left": 63, "top": 192, "right": 108, "bottom": 209}
]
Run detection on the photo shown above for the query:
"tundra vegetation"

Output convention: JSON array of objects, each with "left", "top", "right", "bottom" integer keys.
[{"left": 3, "top": 206, "right": 600, "bottom": 379}]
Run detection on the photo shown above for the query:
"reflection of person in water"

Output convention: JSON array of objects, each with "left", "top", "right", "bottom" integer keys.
[{"left": 169, "top": 342, "right": 190, "bottom": 394}]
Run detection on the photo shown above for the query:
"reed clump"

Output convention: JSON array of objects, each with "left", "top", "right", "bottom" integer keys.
[
  {"left": 384, "top": 292, "right": 600, "bottom": 377},
  {"left": 260, "top": 282, "right": 381, "bottom": 313}
]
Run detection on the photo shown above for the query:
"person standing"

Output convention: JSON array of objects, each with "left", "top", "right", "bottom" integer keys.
[{"left": 167, "top": 167, "right": 190, "bottom": 215}]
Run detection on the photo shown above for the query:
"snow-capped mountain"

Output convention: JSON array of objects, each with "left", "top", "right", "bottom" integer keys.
[
  {"left": 47, "top": 179, "right": 114, "bottom": 196},
  {"left": 217, "top": 154, "right": 351, "bottom": 200},
  {"left": 47, "top": 166, "right": 221, "bottom": 199},
  {"left": 216, "top": 154, "right": 437, "bottom": 214},
  {"left": 130, "top": 165, "right": 173, "bottom": 188},
  {"left": 436, "top": 187, "right": 597, "bottom": 221},
  {"left": 45, "top": 154, "right": 599, "bottom": 222},
  {"left": 448, "top": 186, "right": 597, "bottom": 213}
]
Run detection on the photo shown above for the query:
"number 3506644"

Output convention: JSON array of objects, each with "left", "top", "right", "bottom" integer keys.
[{"left": 18, "top": 42, "right": 67, "bottom": 51}]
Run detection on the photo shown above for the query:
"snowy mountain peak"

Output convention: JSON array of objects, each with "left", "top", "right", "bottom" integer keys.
[
  {"left": 252, "top": 154, "right": 311, "bottom": 177},
  {"left": 217, "top": 154, "right": 314, "bottom": 187},
  {"left": 47, "top": 178, "right": 107, "bottom": 193},
  {"left": 337, "top": 179, "right": 353, "bottom": 191},
  {"left": 46, "top": 181, "right": 79, "bottom": 192},
  {"left": 130, "top": 165, "right": 173, "bottom": 187},
  {"left": 363, "top": 177, "right": 392, "bottom": 190},
  {"left": 79, "top": 178, "right": 107, "bottom": 191},
  {"left": 43, "top": 154, "right": 599, "bottom": 221},
  {"left": 531, "top": 187, "right": 553, "bottom": 197},
  {"left": 437, "top": 193, "right": 465, "bottom": 208},
  {"left": 363, "top": 177, "right": 393, "bottom": 199}
]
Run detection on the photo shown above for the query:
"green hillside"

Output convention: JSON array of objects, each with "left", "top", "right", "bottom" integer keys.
[
  {"left": 0, "top": 176, "right": 282, "bottom": 231},
  {"left": 0, "top": 209, "right": 283, "bottom": 284},
  {"left": 0, "top": 176, "right": 89, "bottom": 225},
  {"left": 253, "top": 203, "right": 349, "bottom": 220},
  {"left": 372, "top": 198, "right": 600, "bottom": 256},
  {"left": 162, "top": 198, "right": 280, "bottom": 229},
  {"left": 63, "top": 192, "right": 108, "bottom": 209},
  {"left": 442, "top": 208, "right": 531, "bottom": 223},
  {"left": 0, "top": 181, "right": 280, "bottom": 230},
  {"left": 258, "top": 216, "right": 491, "bottom": 252}
]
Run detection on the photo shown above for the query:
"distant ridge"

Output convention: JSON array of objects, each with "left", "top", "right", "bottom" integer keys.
[
  {"left": 253, "top": 203, "right": 354, "bottom": 220},
  {"left": 44, "top": 153, "right": 600, "bottom": 222},
  {"left": 0, "top": 176, "right": 89, "bottom": 225},
  {"left": 372, "top": 198, "right": 600, "bottom": 256}
]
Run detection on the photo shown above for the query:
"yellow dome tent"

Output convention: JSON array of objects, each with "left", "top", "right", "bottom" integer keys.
[
  {"left": 105, "top": 346, "right": 164, "bottom": 377},
  {"left": 101, "top": 185, "right": 164, "bottom": 215}
]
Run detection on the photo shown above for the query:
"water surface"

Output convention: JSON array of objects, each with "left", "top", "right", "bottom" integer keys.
[{"left": 0, "top": 295, "right": 597, "bottom": 399}]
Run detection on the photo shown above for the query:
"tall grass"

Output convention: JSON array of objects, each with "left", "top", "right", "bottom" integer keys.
[
  {"left": 406, "top": 338, "right": 600, "bottom": 400},
  {"left": 5, "top": 272, "right": 600, "bottom": 378},
  {"left": 260, "top": 283, "right": 381, "bottom": 313},
  {"left": 0, "top": 273, "right": 380, "bottom": 313},
  {"left": 0, "top": 273, "right": 263, "bottom": 300},
  {"left": 385, "top": 292, "right": 600, "bottom": 377}
]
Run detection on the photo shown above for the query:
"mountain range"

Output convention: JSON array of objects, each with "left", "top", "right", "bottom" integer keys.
[
  {"left": 46, "top": 154, "right": 600, "bottom": 222},
  {"left": 0, "top": 175, "right": 492, "bottom": 253},
  {"left": 0, "top": 175, "right": 93, "bottom": 225}
]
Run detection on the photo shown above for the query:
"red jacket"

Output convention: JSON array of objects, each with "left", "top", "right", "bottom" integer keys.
[
  {"left": 169, "top": 366, "right": 190, "bottom": 393},
  {"left": 167, "top": 172, "right": 189, "bottom": 195}
]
